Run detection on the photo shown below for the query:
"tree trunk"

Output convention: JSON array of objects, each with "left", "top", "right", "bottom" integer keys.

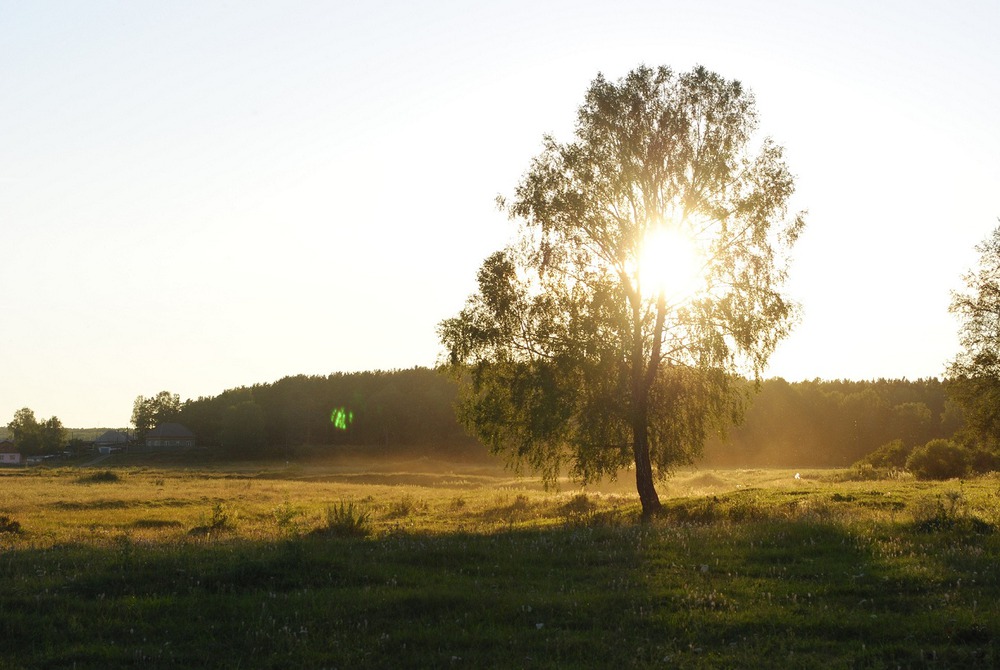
[
  {"left": 632, "top": 403, "right": 662, "bottom": 518},
  {"left": 630, "top": 293, "right": 665, "bottom": 519}
]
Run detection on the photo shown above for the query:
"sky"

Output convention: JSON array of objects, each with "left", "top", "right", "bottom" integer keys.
[{"left": 2, "top": 1, "right": 999, "bottom": 428}]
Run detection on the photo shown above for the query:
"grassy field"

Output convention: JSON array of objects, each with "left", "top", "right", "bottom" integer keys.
[{"left": 1, "top": 453, "right": 998, "bottom": 668}]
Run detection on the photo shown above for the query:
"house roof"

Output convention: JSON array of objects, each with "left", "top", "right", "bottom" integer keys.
[
  {"left": 146, "top": 423, "right": 194, "bottom": 439},
  {"left": 95, "top": 430, "right": 129, "bottom": 445},
  {"left": 0, "top": 439, "right": 17, "bottom": 453}
]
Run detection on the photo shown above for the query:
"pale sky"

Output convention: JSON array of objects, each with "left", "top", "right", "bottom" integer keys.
[{"left": 2, "top": 1, "right": 998, "bottom": 427}]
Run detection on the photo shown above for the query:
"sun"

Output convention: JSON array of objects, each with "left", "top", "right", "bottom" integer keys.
[{"left": 638, "top": 226, "right": 703, "bottom": 300}]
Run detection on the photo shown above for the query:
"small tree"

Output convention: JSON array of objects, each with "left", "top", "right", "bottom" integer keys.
[{"left": 440, "top": 65, "right": 804, "bottom": 516}]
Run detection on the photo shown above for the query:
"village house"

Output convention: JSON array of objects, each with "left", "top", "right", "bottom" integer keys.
[
  {"left": 0, "top": 440, "right": 21, "bottom": 466},
  {"left": 144, "top": 423, "right": 195, "bottom": 449},
  {"left": 95, "top": 430, "right": 130, "bottom": 454}
]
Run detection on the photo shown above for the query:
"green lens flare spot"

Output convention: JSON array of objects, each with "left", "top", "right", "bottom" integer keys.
[{"left": 331, "top": 407, "right": 354, "bottom": 431}]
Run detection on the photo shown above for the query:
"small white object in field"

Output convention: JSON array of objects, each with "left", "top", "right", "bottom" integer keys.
[{"left": 794, "top": 473, "right": 801, "bottom": 480}]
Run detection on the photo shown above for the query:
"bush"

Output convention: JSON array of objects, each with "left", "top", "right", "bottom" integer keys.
[
  {"left": 969, "top": 447, "right": 1000, "bottom": 474},
  {"left": 906, "top": 439, "right": 969, "bottom": 480},
  {"left": 561, "top": 493, "right": 597, "bottom": 517},
  {"left": 386, "top": 495, "right": 426, "bottom": 519},
  {"left": 189, "top": 503, "right": 238, "bottom": 536},
  {"left": 0, "top": 515, "right": 22, "bottom": 534},
  {"left": 272, "top": 502, "right": 301, "bottom": 531},
  {"left": 317, "top": 501, "right": 371, "bottom": 538},
  {"left": 76, "top": 470, "right": 122, "bottom": 484},
  {"left": 855, "top": 439, "right": 911, "bottom": 470}
]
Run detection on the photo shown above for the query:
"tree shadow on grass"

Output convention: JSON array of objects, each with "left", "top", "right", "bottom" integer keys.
[
  {"left": 0, "top": 524, "right": 651, "bottom": 669},
  {"left": 2, "top": 511, "right": 999, "bottom": 668},
  {"left": 639, "top": 510, "right": 999, "bottom": 668}
]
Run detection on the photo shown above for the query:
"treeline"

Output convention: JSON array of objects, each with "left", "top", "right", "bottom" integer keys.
[
  {"left": 4, "top": 408, "right": 67, "bottom": 456},
  {"left": 173, "top": 370, "right": 960, "bottom": 467},
  {"left": 177, "top": 368, "right": 480, "bottom": 458},
  {"left": 703, "top": 378, "right": 962, "bottom": 467}
]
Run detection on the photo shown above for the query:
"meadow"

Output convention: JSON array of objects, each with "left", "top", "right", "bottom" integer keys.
[{"left": 1, "top": 453, "right": 998, "bottom": 668}]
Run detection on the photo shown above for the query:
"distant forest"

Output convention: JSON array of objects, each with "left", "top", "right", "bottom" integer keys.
[
  {"left": 177, "top": 368, "right": 479, "bottom": 458},
  {"left": 172, "top": 368, "right": 959, "bottom": 468},
  {"left": 702, "top": 377, "right": 960, "bottom": 467}
]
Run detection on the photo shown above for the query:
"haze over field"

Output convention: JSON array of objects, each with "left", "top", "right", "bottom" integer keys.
[{"left": 3, "top": 1, "right": 999, "bottom": 427}]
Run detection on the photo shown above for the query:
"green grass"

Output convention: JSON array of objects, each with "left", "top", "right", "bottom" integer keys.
[{"left": 0, "top": 464, "right": 998, "bottom": 667}]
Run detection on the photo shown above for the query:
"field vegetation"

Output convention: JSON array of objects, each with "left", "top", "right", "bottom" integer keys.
[{"left": 1, "top": 454, "right": 999, "bottom": 668}]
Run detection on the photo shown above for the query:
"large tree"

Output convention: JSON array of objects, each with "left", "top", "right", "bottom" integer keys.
[
  {"left": 947, "top": 222, "right": 1000, "bottom": 447},
  {"left": 131, "top": 391, "right": 182, "bottom": 440},
  {"left": 439, "top": 65, "right": 804, "bottom": 516},
  {"left": 7, "top": 407, "right": 66, "bottom": 455}
]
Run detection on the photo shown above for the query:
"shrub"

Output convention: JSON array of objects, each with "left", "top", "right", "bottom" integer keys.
[
  {"left": 189, "top": 503, "right": 238, "bottom": 536},
  {"left": 848, "top": 463, "right": 882, "bottom": 481},
  {"left": 0, "top": 515, "right": 22, "bottom": 534},
  {"left": 855, "top": 439, "right": 911, "bottom": 470},
  {"left": 969, "top": 447, "right": 1000, "bottom": 474},
  {"left": 386, "top": 495, "right": 425, "bottom": 519},
  {"left": 318, "top": 501, "right": 371, "bottom": 538},
  {"left": 272, "top": 501, "right": 301, "bottom": 530},
  {"left": 76, "top": 470, "right": 121, "bottom": 484},
  {"left": 561, "top": 493, "right": 597, "bottom": 517},
  {"left": 209, "top": 502, "right": 237, "bottom": 529},
  {"left": 906, "top": 439, "right": 969, "bottom": 480}
]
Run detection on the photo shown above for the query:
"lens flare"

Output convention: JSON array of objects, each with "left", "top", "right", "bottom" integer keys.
[{"left": 331, "top": 407, "right": 354, "bottom": 431}]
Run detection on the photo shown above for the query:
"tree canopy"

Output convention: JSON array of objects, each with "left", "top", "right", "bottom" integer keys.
[
  {"left": 6, "top": 407, "right": 66, "bottom": 456},
  {"left": 948, "top": 221, "right": 1000, "bottom": 448},
  {"left": 439, "top": 64, "right": 805, "bottom": 515},
  {"left": 174, "top": 368, "right": 477, "bottom": 456},
  {"left": 131, "top": 391, "right": 181, "bottom": 440}
]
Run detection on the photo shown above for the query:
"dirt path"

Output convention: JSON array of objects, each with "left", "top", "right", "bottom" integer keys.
[{"left": 78, "top": 453, "right": 112, "bottom": 468}]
